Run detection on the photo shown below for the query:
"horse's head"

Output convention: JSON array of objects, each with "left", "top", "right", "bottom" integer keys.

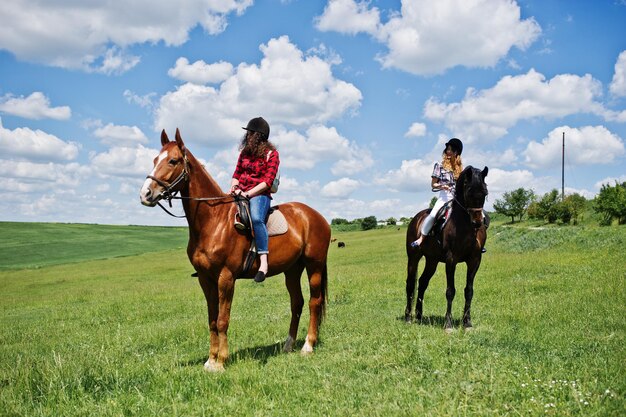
[
  {"left": 140, "top": 129, "right": 189, "bottom": 207},
  {"left": 456, "top": 166, "right": 489, "bottom": 228}
]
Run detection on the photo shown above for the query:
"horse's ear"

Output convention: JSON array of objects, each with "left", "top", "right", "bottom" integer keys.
[
  {"left": 175, "top": 128, "right": 186, "bottom": 153},
  {"left": 482, "top": 166, "right": 489, "bottom": 178},
  {"left": 161, "top": 129, "right": 169, "bottom": 146}
]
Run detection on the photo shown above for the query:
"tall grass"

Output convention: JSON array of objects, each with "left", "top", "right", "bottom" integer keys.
[{"left": 1, "top": 223, "right": 624, "bottom": 416}]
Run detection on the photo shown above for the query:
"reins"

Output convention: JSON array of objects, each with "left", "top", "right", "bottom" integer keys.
[{"left": 147, "top": 155, "right": 235, "bottom": 218}]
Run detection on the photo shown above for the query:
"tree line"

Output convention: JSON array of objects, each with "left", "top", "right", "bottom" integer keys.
[{"left": 493, "top": 181, "right": 626, "bottom": 225}]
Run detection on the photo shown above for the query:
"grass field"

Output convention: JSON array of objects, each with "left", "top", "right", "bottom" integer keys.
[{"left": 1, "top": 222, "right": 624, "bottom": 416}]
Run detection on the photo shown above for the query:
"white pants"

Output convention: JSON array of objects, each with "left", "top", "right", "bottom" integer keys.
[{"left": 420, "top": 190, "right": 453, "bottom": 236}]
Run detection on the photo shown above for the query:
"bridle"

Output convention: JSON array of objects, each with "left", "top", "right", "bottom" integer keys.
[{"left": 146, "top": 153, "right": 234, "bottom": 218}]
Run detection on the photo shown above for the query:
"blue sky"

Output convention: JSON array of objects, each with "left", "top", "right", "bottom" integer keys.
[{"left": 1, "top": 0, "right": 625, "bottom": 226}]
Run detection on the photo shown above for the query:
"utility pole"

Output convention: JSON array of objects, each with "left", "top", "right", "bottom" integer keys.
[{"left": 561, "top": 131, "right": 565, "bottom": 201}]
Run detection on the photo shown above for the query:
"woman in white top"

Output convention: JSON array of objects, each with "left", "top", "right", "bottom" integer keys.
[{"left": 412, "top": 138, "right": 463, "bottom": 247}]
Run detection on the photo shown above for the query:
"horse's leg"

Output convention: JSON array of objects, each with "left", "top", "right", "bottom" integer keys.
[
  {"left": 463, "top": 257, "right": 482, "bottom": 329},
  {"left": 405, "top": 252, "right": 421, "bottom": 322},
  {"left": 198, "top": 275, "right": 220, "bottom": 371},
  {"left": 416, "top": 257, "right": 438, "bottom": 323},
  {"left": 302, "top": 261, "right": 326, "bottom": 355},
  {"left": 216, "top": 269, "right": 236, "bottom": 369},
  {"left": 444, "top": 262, "right": 457, "bottom": 332},
  {"left": 283, "top": 262, "right": 305, "bottom": 352}
]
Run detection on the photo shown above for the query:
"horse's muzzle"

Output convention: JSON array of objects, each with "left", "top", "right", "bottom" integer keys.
[{"left": 140, "top": 178, "right": 161, "bottom": 207}]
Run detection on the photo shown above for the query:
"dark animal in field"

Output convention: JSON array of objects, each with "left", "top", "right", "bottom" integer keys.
[
  {"left": 338, "top": 242, "right": 345, "bottom": 248},
  {"left": 140, "top": 129, "right": 330, "bottom": 371},
  {"left": 405, "top": 166, "right": 488, "bottom": 331}
]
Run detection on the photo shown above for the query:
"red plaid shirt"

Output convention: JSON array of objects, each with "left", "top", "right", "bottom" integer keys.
[{"left": 233, "top": 150, "right": 280, "bottom": 196}]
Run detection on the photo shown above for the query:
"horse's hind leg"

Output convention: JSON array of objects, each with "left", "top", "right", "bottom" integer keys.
[
  {"left": 416, "top": 257, "right": 438, "bottom": 323},
  {"left": 302, "top": 261, "right": 326, "bottom": 354},
  {"left": 283, "top": 262, "right": 305, "bottom": 352},
  {"left": 405, "top": 253, "right": 421, "bottom": 321}
]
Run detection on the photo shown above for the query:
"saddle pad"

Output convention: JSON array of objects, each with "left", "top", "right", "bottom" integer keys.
[{"left": 267, "top": 208, "right": 288, "bottom": 236}]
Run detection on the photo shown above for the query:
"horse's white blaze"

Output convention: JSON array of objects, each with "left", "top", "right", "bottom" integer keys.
[
  {"left": 283, "top": 336, "right": 295, "bottom": 352},
  {"left": 301, "top": 335, "right": 313, "bottom": 354},
  {"left": 140, "top": 151, "right": 168, "bottom": 204}
]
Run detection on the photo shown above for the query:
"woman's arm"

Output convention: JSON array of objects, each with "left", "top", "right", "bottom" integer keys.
[
  {"left": 242, "top": 182, "right": 269, "bottom": 198},
  {"left": 431, "top": 177, "right": 450, "bottom": 191}
]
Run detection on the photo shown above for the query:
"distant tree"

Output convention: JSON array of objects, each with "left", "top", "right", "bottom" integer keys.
[
  {"left": 593, "top": 182, "right": 626, "bottom": 225},
  {"left": 399, "top": 216, "right": 412, "bottom": 224},
  {"left": 563, "top": 193, "right": 587, "bottom": 224},
  {"left": 531, "top": 189, "right": 560, "bottom": 223},
  {"left": 493, "top": 188, "right": 535, "bottom": 223},
  {"left": 331, "top": 218, "right": 349, "bottom": 225},
  {"left": 361, "top": 216, "right": 377, "bottom": 231},
  {"left": 386, "top": 217, "right": 397, "bottom": 225}
]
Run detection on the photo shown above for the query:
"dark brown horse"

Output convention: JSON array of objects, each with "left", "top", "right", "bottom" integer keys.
[
  {"left": 140, "top": 129, "right": 330, "bottom": 371},
  {"left": 405, "top": 166, "right": 488, "bottom": 331}
]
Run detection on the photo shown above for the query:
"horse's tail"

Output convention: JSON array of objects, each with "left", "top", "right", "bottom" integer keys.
[{"left": 320, "top": 262, "right": 328, "bottom": 323}]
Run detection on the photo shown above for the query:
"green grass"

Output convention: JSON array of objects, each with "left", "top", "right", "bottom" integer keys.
[
  {"left": 1, "top": 223, "right": 624, "bottom": 416},
  {"left": 0, "top": 222, "right": 188, "bottom": 270}
]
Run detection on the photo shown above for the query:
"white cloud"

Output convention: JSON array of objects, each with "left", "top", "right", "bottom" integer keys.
[
  {"left": 486, "top": 167, "right": 540, "bottom": 193},
  {"left": 93, "top": 123, "right": 149, "bottom": 146},
  {"left": 0, "top": 0, "right": 253, "bottom": 73},
  {"left": 0, "top": 160, "right": 89, "bottom": 192},
  {"left": 274, "top": 124, "right": 373, "bottom": 175},
  {"left": 610, "top": 50, "right": 626, "bottom": 98},
  {"left": 321, "top": 177, "right": 360, "bottom": 198},
  {"left": 123, "top": 90, "right": 158, "bottom": 110},
  {"left": 316, "top": 0, "right": 541, "bottom": 75},
  {"left": 524, "top": 125, "right": 625, "bottom": 169},
  {"left": 315, "top": 0, "right": 381, "bottom": 35},
  {"left": 0, "top": 92, "right": 71, "bottom": 120},
  {"left": 595, "top": 175, "right": 626, "bottom": 189},
  {"left": 424, "top": 69, "right": 607, "bottom": 143},
  {"left": 0, "top": 119, "right": 79, "bottom": 162},
  {"left": 376, "top": 158, "right": 434, "bottom": 192},
  {"left": 155, "top": 36, "right": 363, "bottom": 147},
  {"left": 90, "top": 145, "right": 158, "bottom": 178},
  {"left": 168, "top": 57, "right": 234, "bottom": 84},
  {"left": 405, "top": 122, "right": 426, "bottom": 137}
]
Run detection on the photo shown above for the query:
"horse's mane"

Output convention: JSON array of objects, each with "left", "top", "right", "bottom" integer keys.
[{"left": 183, "top": 146, "right": 226, "bottom": 196}]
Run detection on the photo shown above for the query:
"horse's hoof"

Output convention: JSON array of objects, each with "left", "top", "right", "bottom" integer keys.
[
  {"left": 300, "top": 336, "right": 314, "bottom": 355},
  {"left": 464, "top": 326, "right": 474, "bottom": 332},
  {"left": 404, "top": 314, "right": 412, "bottom": 323},
  {"left": 203, "top": 358, "right": 225, "bottom": 372},
  {"left": 444, "top": 327, "right": 455, "bottom": 334},
  {"left": 283, "top": 336, "right": 295, "bottom": 353}
]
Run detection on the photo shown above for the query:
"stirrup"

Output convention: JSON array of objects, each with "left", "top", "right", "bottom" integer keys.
[{"left": 234, "top": 213, "right": 245, "bottom": 230}]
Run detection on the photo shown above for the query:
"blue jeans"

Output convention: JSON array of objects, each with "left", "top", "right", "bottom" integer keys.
[{"left": 249, "top": 195, "right": 271, "bottom": 254}]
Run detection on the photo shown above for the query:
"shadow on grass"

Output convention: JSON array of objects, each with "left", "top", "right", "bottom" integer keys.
[
  {"left": 179, "top": 338, "right": 315, "bottom": 368},
  {"left": 396, "top": 314, "right": 462, "bottom": 328}
]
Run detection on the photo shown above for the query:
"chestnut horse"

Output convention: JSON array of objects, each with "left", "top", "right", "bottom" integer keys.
[
  {"left": 405, "top": 166, "right": 488, "bottom": 331},
  {"left": 140, "top": 129, "right": 330, "bottom": 371}
]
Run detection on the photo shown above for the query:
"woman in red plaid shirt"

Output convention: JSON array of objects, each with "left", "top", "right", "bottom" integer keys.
[{"left": 230, "top": 117, "right": 280, "bottom": 283}]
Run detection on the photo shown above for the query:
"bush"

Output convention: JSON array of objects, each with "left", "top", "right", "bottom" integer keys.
[
  {"left": 593, "top": 181, "right": 626, "bottom": 225},
  {"left": 361, "top": 216, "right": 377, "bottom": 231}
]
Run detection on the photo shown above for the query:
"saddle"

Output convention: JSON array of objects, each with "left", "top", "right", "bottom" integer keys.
[
  {"left": 234, "top": 197, "right": 288, "bottom": 275},
  {"left": 429, "top": 201, "right": 453, "bottom": 237}
]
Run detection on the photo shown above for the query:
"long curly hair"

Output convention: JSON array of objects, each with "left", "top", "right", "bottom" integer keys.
[
  {"left": 442, "top": 153, "right": 463, "bottom": 180},
  {"left": 239, "top": 131, "right": 276, "bottom": 159}
]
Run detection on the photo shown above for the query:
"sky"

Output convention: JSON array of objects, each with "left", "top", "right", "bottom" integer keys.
[{"left": 0, "top": 0, "right": 625, "bottom": 227}]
